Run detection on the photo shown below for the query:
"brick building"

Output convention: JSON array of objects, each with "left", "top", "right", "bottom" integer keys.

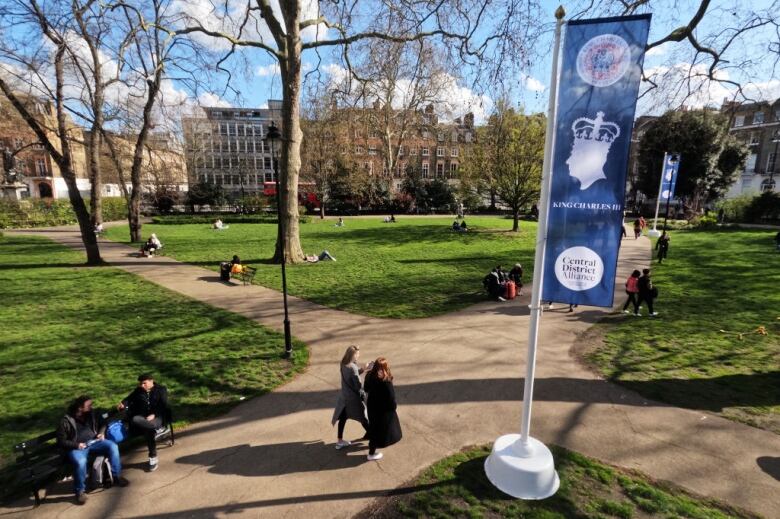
[
  {"left": 311, "top": 102, "right": 475, "bottom": 192},
  {"left": 0, "top": 95, "right": 88, "bottom": 199},
  {"left": 181, "top": 103, "right": 283, "bottom": 197},
  {"left": 721, "top": 98, "right": 780, "bottom": 196}
]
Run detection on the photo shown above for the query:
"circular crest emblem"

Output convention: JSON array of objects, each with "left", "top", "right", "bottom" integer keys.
[
  {"left": 554, "top": 246, "right": 604, "bottom": 292},
  {"left": 576, "top": 34, "right": 631, "bottom": 87}
]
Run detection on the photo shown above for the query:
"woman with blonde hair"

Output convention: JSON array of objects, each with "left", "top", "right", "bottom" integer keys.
[
  {"left": 331, "top": 345, "right": 371, "bottom": 449},
  {"left": 364, "top": 357, "right": 402, "bottom": 461}
]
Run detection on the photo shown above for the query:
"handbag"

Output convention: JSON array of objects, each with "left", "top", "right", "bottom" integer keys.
[
  {"left": 106, "top": 420, "right": 128, "bottom": 444},
  {"left": 651, "top": 286, "right": 659, "bottom": 299}
]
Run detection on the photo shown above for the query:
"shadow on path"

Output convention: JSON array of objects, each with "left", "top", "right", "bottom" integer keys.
[{"left": 756, "top": 456, "right": 780, "bottom": 482}]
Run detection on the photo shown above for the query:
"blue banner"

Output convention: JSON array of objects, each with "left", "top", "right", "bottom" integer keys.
[
  {"left": 542, "top": 15, "right": 651, "bottom": 307},
  {"left": 660, "top": 153, "right": 680, "bottom": 200}
]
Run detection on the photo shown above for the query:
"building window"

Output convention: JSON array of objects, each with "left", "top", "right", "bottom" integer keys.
[
  {"left": 436, "top": 147, "right": 444, "bottom": 157},
  {"left": 369, "top": 130, "right": 378, "bottom": 139},
  {"left": 437, "top": 132, "right": 444, "bottom": 141},
  {"left": 451, "top": 147, "right": 458, "bottom": 157},
  {"left": 264, "top": 157, "right": 272, "bottom": 170},
  {"left": 465, "top": 132, "right": 473, "bottom": 143},
  {"left": 355, "top": 145, "right": 364, "bottom": 155},
  {"left": 761, "top": 178, "right": 776, "bottom": 192},
  {"left": 749, "top": 132, "right": 760, "bottom": 146},
  {"left": 421, "top": 147, "right": 429, "bottom": 156},
  {"left": 450, "top": 163, "right": 459, "bottom": 178},
  {"left": 422, "top": 162, "right": 429, "bottom": 178},
  {"left": 734, "top": 115, "right": 745, "bottom": 127},
  {"left": 36, "top": 159, "right": 47, "bottom": 174},
  {"left": 422, "top": 130, "right": 430, "bottom": 139},
  {"left": 775, "top": 109, "right": 780, "bottom": 122},
  {"left": 368, "top": 145, "right": 377, "bottom": 155},
  {"left": 745, "top": 153, "right": 757, "bottom": 172},
  {"left": 410, "top": 147, "right": 417, "bottom": 156},
  {"left": 767, "top": 153, "right": 777, "bottom": 172},
  {"left": 753, "top": 112, "right": 764, "bottom": 124},
  {"left": 398, "top": 146, "right": 404, "bottom": 156},
  {"left": 436, "top": 163, "right": 444, "bottom": 178}
]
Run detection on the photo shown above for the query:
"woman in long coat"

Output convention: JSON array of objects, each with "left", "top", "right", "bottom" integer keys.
[
  {"left": 364, "top": 357, "right": 402, "bottom": 461},
  {"left": 331, "top": 345, "right": 370, "bottom": 449}
]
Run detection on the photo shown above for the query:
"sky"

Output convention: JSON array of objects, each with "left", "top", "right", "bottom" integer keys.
[{"left": 204, "top": 0, "right": 780, "bottom": 122}]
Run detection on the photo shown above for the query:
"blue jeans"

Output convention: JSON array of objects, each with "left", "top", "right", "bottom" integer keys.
[{"left": 67, "top": 440, "right": 122, "bottom": 493}]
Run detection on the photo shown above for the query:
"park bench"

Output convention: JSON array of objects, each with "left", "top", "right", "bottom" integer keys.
[
  {"left": 0, "top": 408, "right": 175, "bottom": 506},
  {"left": 233, "top": 265, "right": 257, "bottom": 286}
]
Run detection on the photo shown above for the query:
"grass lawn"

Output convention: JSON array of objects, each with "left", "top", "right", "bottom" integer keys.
[
  {"left": 104, "top": 216, "right": 537, "bottom": 318},
  {"left": 0, "top": 234, "right": 308, "bottom": 466},
  {"left": 360, "top": 444, "right": 756, "bottom": 519},
  {"left": 586, "top": 229, "right": 780, "bottom": 433}
]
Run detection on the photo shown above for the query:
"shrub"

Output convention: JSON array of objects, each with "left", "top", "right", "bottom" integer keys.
[
  {"left": 0, "top": 197, "right": 128, "bottom": 229},
  {"left": 715, "top": 194, "right": 753, "bottom": 223},
  {"left": 744, "top": 191, "right": 780, "bottom": 223},
  {"left": 150, "top": 213, "right": 310, "bottom": 225}
]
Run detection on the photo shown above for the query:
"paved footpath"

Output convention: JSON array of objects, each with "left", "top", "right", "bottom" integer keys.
[{"left": 3, "top": 227, "right": 779, "bottom": 519}]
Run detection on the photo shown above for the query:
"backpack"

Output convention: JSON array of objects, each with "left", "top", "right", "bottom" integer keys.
[
  {"left": 106, "top": 420, "right": 128, "bottom": 444},
  {"left": 91, "top": 456, "right": 113, "bottom": 489}
]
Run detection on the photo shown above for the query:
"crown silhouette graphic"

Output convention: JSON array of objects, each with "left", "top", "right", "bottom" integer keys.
[{"left": 566, "top": 112, "right": 621, "bottom": 190}]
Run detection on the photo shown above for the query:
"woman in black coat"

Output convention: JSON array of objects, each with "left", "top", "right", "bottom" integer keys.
[{"left": 363, "top": 357, "right": 402, "bottom": 461}]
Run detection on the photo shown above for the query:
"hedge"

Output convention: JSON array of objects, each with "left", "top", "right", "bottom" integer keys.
[
  {"left": 0, "top": 197, "right": 127, "bottom": 229},
  {"left": 151, "top": 213, "right": 310, "bottom": 225}
]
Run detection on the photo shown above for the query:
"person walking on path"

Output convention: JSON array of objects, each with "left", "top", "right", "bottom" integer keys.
[
  {"left": 656, "top": 231, "right": 670, "bottom": 263},
  {"left": 637, "top": 268, "right": 658, "bottom": 317},
  {"left": 622, "top": 269, "right": 641, "bottom": 315},
  {"left": 633, "top": 219, "right": 641, "bottom": 239},
  {"left": 364, "top": 357, "right": 402, "bottom": 461},
  {"left": 332, "top": 345, "right": 370, "bottom": 449}
]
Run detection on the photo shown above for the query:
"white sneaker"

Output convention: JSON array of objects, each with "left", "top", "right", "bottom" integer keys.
[
  {"left": 548, "top": 304, "right": 554, "bottom": 310},
  {"left": 622, "top": 309, "right": 630, "bottom": 314},
  {"left": 498, "top": 297, "right": 506, "bottom": 302},
  {"left": 650, "top": 312, "right": 659, "bottom": 317},
  {"left": 367, "top": 452, "right": 383, "bottom": 461},
  {"left": 335, "top": 440, "right": 350, "bottom": 450},
  {"left": 149, "top": 457, "right": 158, "bottom": 472},
  {"left": 633, "top": 313, "right": 641, "bottom": 317}
]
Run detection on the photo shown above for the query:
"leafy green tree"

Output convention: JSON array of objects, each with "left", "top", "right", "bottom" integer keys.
[
  {"left": 638, "top": 110, "right": 748, "bottom": 215},
  {"left": 185, "top": 181, "right": 226, "bottom": 212},
  {"left": 461, "top": 101, "right": 544, "bottom": 231}
]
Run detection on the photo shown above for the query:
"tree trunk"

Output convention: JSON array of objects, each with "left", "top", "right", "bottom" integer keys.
[
  {"left": 490, "top": 189, "right": 497, "bottom": 211},
  {"left": 275, "top": 23, "right": 305, "bottom": 264},
  {"left": 129, "top": 192, "right": 142, "bottom": 242},
  {"left": 512, "top": 209, "right": 520, "bottom": 232},
  {"left": 88, "top": 125, "right": 102, "bottom": 227},
  {"left": 319, "top": 203, "right": 325, "bottom": 219}
]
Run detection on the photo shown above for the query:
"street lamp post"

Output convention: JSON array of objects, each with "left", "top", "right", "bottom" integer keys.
[{"left": 264, "top": 121, "right": 292, "bottom": 358}]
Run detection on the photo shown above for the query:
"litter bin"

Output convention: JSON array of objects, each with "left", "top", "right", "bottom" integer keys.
[{"left": 219, "top": 262, "right": 231, "bottom": 281}]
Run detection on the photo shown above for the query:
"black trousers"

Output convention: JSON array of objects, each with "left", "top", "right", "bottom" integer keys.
[
  {"left": 337, "top": 409, "right": 368, "bottom": 439},
  {"left": 623, "top": 292, "right": 639, "bottom": 313},
  {"left": 130, "top": 415, "right": 163, "bottom": 457},
  {"left": 639, "top": 293, "right": 654, "bottom": 314}
]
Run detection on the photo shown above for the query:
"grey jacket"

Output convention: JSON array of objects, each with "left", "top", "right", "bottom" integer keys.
[{"left": 331, "top": 362, "right": 367, "bottom": 425}]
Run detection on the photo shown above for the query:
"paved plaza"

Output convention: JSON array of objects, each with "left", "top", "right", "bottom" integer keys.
[{"left": 2, "top": 226, "right": 779, "bottom": 519}]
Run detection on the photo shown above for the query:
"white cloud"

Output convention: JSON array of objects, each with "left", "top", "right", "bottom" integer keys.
[
  {"left": 645, "top": 45, "right": 667, "bottom": 58},
  {"left": 197, "top": 92, "right": 232, "bottom": 108},
  {"left": 256, "top": 64, "right": 281, "bottom": 77},
  {"left": 520, "top": 73, "right": 545, "bottom": 92}
]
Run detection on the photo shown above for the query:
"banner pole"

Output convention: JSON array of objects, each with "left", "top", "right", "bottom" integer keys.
[
  {"left": 519, "top": 5, "right": 565, "bottom": 447},
  {"left": 649, "top": 153, "right": 667, "bottom": 237}
]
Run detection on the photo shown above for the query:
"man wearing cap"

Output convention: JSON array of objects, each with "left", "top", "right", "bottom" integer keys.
[{"left": 118, "top": 374, "right": 168, "bottom": 471}]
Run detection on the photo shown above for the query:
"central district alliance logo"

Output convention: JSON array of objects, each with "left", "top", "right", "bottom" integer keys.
[
  {"left": 576, "top": 34, "right": 631, "bottom": 87},
  {"left": 554, "top": 246, "right": 604, "bottom": 291}
]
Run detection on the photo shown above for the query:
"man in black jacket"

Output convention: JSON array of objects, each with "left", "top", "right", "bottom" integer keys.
[
  {"left": 56, "top": 395, "right": 129, "bottom": 504},
  {"left": 637, "top": 268, "right": 658, "bottom": 317},
  {"left": 118, "top": 374, "right": 168, "bottom": 472}
]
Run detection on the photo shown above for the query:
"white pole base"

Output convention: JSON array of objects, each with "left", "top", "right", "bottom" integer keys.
[
  {"left": 647, "top": 229, "right": 661, "bottom": 238},
  {"left": 484, "top": 434, "right": 560, "bottom": 500}
]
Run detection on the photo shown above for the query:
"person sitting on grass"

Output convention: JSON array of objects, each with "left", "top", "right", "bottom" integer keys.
[
  {"left": 213, "top": 219, "right": 228, "bottom": 230},
  {"left": 335, "top": 217, "right": 345, "bottom": 227},
  {"left": 459, "top": 220, "right": 468, "bottom": 232},
  {"left": 140, "top": 234, "right": 162, "bottom": 257},
  {"left": 483, "top": 267, "right": 506, "bottom": 302},
  {"left": 117, "top": 374, "right": 169, "bottom": 472},
  {"left": 452, "top": 220, "right": 461, "bottom": 231},
  {"left": 390, "top": 214, "right": 396, "bottom": 223},
  {"left": 57, "top": 395, "right": 129, "bottom": 505},
  {"left": 94, "top": 222, "right": 104, "bottom": 235}
]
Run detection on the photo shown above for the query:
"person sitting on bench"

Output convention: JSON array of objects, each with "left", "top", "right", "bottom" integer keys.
[
  {"left": 140, "top": 234, "right": 162, "bottom": 257},
  {"left": 230, "top": 255, "right": 244, "bottom": 274},
  {"left": 57, "top": 395, "right": 129, "bottom": 505},
  {"left": 118, "top": 374, "right": 168, "bottom": 472}
]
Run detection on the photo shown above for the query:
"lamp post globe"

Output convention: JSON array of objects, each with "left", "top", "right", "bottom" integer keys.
[{"left": 263, "top": 121, "right": 292, "bottom": 358}]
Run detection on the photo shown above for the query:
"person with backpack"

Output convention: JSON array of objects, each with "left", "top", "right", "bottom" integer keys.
[
  {"left": 332, "top": 345, "right": 371, "bottom": 450},
  {"left": 656, "top": 231, "right": 670, "bottom": 263},
  {"left": 117, "top": 374, "right": 168, "bottom": 472},
  {"left": 637, "top": 268, "right": 658, "bottom": 316},
  {"left": 57, "top": 395, "right": 129, "bottom": 504},
  {"left": 364, "top": 357, "right": 402, "bottom": 461},
  {"left": 633, "top": 219, "right": 641, "bottom": 239},
  {"left": 622, "top": 269, "right": 641, "bottom": 315}
]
